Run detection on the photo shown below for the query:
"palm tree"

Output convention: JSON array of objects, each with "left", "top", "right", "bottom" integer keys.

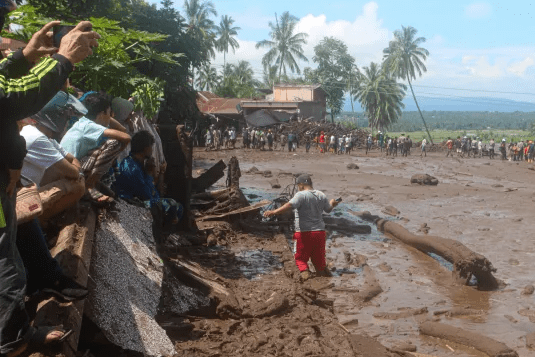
[
  {"left": 353, "top": 62, "right": 406, "bottom": 131},
  {"left": 196, "top": 63, "right": 219, "bottom": 91},
  {"left": 215, "top": 15, "right": 240, "bottom": 78},
  {"left": 383, "top": 26, "right": 431, "bottom": 142},
  {"left": 183, "top": 0, "right": 217, "bottom": 34},
  {"left": 255, "top": 12, "right": 308, "bottom": 82},
  {"left": 263, "top": 65, "right": 278, "bottom": 88},
  {"left": 232, "top": 60, "right": 259, "bottom": 86}
]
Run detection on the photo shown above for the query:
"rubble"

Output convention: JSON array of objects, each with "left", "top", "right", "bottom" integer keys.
[{"left": 277, "top": 119, "right": 370, "bottom": 145}]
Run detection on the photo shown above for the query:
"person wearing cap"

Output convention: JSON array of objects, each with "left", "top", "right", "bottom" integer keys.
[
  {"left": 263, "top": 174, "right": 340, "bottom": 281},
  {"left": 500, "top": 139, "right": 507, "bottom": 160}
]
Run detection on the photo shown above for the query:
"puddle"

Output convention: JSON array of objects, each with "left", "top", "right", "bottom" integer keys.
[{"left": 235, "top": 250, "right": 283, "bottom": 280}]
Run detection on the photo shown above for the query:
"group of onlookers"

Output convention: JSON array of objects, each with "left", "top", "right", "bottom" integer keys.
[
  {"left": 0, "top": 17, "right": 182, "bottom": 356},
  {"left": 203, "top": 125, "right": 237, "bottom": 150}
]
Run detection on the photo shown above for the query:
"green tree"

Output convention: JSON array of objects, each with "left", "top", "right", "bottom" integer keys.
[
  {"left": 215, "top": 15, "right": 240, "bottom": 78},
  {"left": 231, "top": 60, "right": 260, "bottom": 87},
  {"left": 196, "top": 63, "right": 219, "bottom": 91},
  {"left": 183, "top": 0, "right": 217, "bottom": 58},
  {"left": 353, "top": 62, "right": 406, "bottom": 131},
  {"left": 262, "top": 64, "right": 278, "bottom": 88},
  {"left": 306, "top": 37, "right": 355, "bottom": 123},
  {"left": 383, "top": 25, "right": 432, "bottom": 142},
  {"left": 255, "top": 11, "right": 308, "bottom": 82}
]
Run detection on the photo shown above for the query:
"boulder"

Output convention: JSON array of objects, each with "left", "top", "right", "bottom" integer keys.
[
  {"left": 347, "top": 163, "right": 359, "bottom": 170},
  {"left": 410, "top": 174, "right": 439, "bottom": 186}
]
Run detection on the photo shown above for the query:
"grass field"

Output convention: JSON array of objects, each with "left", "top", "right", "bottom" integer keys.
[{"left": 386, "top": 129, "right": 532, "bottom": 143}]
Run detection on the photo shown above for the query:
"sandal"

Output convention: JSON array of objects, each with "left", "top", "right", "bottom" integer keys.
[
  {"left": 9, "top": 326, "right": 72, "bottom": 357},
  {"left": 86, "top": 188, "right": 114, "bottom": 207}
]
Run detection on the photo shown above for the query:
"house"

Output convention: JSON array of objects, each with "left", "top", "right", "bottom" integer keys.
[
  {"left": 196, "top": 91, "right": 245, "bottom": 128},
  {"left": 241, "top": 84, "right": 327, "bottom": 122}
]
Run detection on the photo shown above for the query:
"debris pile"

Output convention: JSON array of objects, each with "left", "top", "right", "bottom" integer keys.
[{"left": 278, "top": 119, "right": 370, "bottom": 145}]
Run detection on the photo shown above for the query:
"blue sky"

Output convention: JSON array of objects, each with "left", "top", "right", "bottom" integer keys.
[{"left": 146, "top": 1, "right": 535, "bottom": 105}]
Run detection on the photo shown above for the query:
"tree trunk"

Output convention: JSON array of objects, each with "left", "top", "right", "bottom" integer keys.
[
  {"left": 223, "top": 51, "right": 226, "bottom": 80},
  {"left": 278, "top": 58, "right": 284, "bottom": 83},
  {"left": 408, "top": 78, "right": 433, "bottom": 144}
]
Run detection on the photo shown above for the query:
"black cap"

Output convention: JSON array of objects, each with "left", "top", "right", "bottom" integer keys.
[{"left": 296, "top": 174, "right": 312, "bottom": 186}]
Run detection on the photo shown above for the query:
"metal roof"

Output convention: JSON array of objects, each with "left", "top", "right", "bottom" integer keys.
[
  {"left": 240, "top": 101, "right": 299, "bottom": 109},
  {"left": 245, "top": 109, "right": 281, "bottom": 128},
  {"left": 196, "top": 92, "right": 244, "bottom": 114}
]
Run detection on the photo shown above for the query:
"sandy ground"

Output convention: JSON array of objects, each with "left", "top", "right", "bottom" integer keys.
[{"left": 192, "top": 145, "right": 535, "bottom": 357}]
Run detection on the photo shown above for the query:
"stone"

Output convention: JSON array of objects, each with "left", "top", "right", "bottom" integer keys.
[
  {"left": 347, "top": 163, "right": 359, "bottom": 170},
  {"left": 410, "top": 174, "right": 439, "bottom": 186},
  {"left": 382, "top": 206, "right": 400, "bottom": 216},
  {"left": 522, "top": 285, "right": 535, "bottom": 296}
]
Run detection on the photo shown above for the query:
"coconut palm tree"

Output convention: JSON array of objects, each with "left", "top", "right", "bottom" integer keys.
[
  {"left": 255, "top": 12, "right": 308, "bottom": 82},
  {"left": 383, "top": 26, "right": 431, "bottom": 142},
  {"left": 231, "top": 60, "right": 260, "bottom": 87},
  {"left": 183, "top": 0, "right": 217, "bottom": 34},
  {"left": 353, "top": 62, "right": 406, "bottom": 131},
  {"left": 196, "top": 63, "right": 220, "bottom": 91},
  {"left": 215, "top": 15, "right": 240, "bottom": 79},
  {"left": 263, "top": 65, "right": 278, "bottom": 88}
]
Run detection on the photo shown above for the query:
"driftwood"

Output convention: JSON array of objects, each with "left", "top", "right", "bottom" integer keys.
[
  {"left": 226, "top": 156, "right": 241, "bottom": 188},
  {"left": 419, "top": 321, "right": 518, "bottom": 357},
  {"left": 354, "top": 254, "right": 383, "bottom": 302},
  {"left": 192, "top": 159, "right": 227, "bottom": 192},
  {"left": 323, "top": 216, "right": 372, "bottom": 235},
  {"left": 354, "top": 211, "right": 500, "bottom": 290}
]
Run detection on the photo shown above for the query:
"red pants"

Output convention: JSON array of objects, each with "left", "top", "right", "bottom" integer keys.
[{"left": 293, "top": 231, "right": 326, "bottom": 272}]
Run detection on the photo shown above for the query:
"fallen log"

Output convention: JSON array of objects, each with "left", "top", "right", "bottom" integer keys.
[
  {"left": 419, "top": 321, "right": 518, "bottom": 357},
  {"left": 323, "top": 216, "right": 372, "bottom": 235},
  {"left": 375, "top": 218, "right": 500, "bottom": 289},
  {"left": 354, "top": 254, "right": 383, "bottom": 302},
  {"left": 191, "top": 159, "right": 227, "bottom": 192},
  {"left": 373, "top": 307, "right": 428, "bottom": 320},
  {"left": 354, "top": 210, "right": 500, "bottom": 290}
]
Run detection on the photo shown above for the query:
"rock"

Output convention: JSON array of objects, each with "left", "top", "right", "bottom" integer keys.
[
  {"left": 262, "top": 170, "right": 272, "bottom": 177},
  {"left": 382, "top": 206, "right": 400, "bottom": 216},
  {"left": 377, "top": 262, "right": 392, "bottom": 272},
  {"left": 492, "top": 184, "right": 504, "bottom": 188},
  {"left": 410, "top": 174, "right": 439, "bottom": 186},
  {"left": 417, "top": 223, "right": 430, "bottom": 234},
  {"left": 392, "top": 341, "right": 417, "bottom": 352},
  {"left": 522, "top": 285, "right": 535, "bottom": 296},
  {"left": 247, "top": 166, "right": 259, "bottom": 174},
  {"left": 505, "top": 315, "right": 518, "bottom": 323},
  {"left": 347, "top": 163, "right": 359, "bottom": 170},
  {"left": 526, "top": 332, "right": 535, "bottom": 349},
  {"left": 527, "top": 332, "right": 535, "bottom": 349},
  {"left": 269, "top": 179, "right": 281, "bottom": 189}
]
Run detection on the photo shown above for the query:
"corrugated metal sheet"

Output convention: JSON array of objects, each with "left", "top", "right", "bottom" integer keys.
[{"left": 197, "top": 97, "right": 243, "bottom": 114}]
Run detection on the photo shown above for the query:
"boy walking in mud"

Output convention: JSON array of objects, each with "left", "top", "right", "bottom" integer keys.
[{"left": 263, "top": 174, "right": 339, "bottom": 281}]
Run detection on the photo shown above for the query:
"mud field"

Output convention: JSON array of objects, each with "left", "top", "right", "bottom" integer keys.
[{"left": 185, "top": 145, "right": 535, "bottom": 357}]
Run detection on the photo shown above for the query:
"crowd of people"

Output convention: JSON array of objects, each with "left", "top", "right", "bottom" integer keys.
[{"left": 0, "top": 15, "right": 181, "bottom": 356}]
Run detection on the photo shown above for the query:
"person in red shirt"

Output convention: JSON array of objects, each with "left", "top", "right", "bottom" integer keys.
[
  {"left": 319, "top": 131, "right": 326, "bottom": 153},
  {"left": 446, "top": 138, "right": 454, "bottom": 157}
]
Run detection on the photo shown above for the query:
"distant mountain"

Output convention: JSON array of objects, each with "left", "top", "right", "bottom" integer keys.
[{"left": 343, "top": 94, "right": 535, "bottom": 112}]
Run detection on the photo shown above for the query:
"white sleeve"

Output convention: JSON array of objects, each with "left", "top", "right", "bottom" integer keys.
[
  {"left": 50, "top": 139, "right": 68, "bottom": 158},
  {"left": 28, "top": 137, "right": 65, "bottom": 169}
]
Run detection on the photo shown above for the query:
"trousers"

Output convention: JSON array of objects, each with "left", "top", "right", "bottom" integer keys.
[
  {"left": 0, "top": 169, "right": 32, "bottom": 355},
  {"left": 293, "top": 231, "right": 326, "bottom": 272}
]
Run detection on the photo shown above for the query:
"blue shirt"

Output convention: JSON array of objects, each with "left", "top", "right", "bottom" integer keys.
[
  {"left": 60, "top": 117, "right": 107, "bottom": 159},
  {"left": 112, "top": 154, "right": 160, "bottom": 206}
]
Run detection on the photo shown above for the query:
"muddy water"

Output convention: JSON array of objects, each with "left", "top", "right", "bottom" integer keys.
[
  {"left": 237, "top": 187, "right": 517, "bottom": 356},
  {"left": 195, "top": 149, "right": 535, "bottom": 356}
]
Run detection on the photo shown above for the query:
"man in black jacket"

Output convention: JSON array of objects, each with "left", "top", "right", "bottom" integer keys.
[{"left": 0, "top": 20, "right": 100, "bottom": 356}]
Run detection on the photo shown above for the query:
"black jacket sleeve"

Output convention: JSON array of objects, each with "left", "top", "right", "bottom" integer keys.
[{"left": 0, "top": 53, "right": 73, "bottom": 170}]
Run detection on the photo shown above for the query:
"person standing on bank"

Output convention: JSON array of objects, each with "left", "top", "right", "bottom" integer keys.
[
  {"left": 263, "top": 174, "right": 340, "bottom": 281},
  {"left": 0, "top": 19, "right": 100, "bottom": 356}
]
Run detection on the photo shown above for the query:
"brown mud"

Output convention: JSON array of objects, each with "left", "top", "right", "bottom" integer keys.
[{"left": 188, "top": 145, "right": 535, "bottom": 357}]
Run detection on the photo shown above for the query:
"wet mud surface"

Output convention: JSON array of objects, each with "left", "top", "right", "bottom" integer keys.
[{"left": 188, "top": 146, "right": 535, "bottom": 357}]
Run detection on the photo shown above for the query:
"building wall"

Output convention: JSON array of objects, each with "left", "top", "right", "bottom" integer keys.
[
  {"left": 274, "top": 87, "right": 314, "bottom": 102},
  {"left": 298, "top": 102, "right": 326, "bottom": 121}
]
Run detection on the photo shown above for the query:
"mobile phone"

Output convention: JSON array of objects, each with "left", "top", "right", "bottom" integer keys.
[
  {"left": 335, "top": 197, "right": 342, "bottom": 203},
  {"left": 53, "top": 25, "right": 75, "bottom": 48}
]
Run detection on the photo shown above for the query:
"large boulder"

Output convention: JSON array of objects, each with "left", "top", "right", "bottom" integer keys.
[{"left": 410, "top": 174, "right": 439, "bottom": 186}]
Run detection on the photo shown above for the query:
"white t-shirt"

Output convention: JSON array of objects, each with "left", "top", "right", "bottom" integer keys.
[{"left": 21, "top": 125, "right": 67, "bottom": 187}]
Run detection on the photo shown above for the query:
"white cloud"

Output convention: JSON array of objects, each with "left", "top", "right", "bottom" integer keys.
[
  {"left": 212, "top": 1, "right": 391, "bottom": 78},
  {"left": 465, "top": 2, "right": 492, "bottom": 19},
  {"left": 507, "top": 57, "right": 535, "bottom": 77}
]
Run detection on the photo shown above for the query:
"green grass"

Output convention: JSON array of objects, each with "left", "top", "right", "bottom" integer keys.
[{"left": 385, "top": 129, "right": 532, "bottom": 143}]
